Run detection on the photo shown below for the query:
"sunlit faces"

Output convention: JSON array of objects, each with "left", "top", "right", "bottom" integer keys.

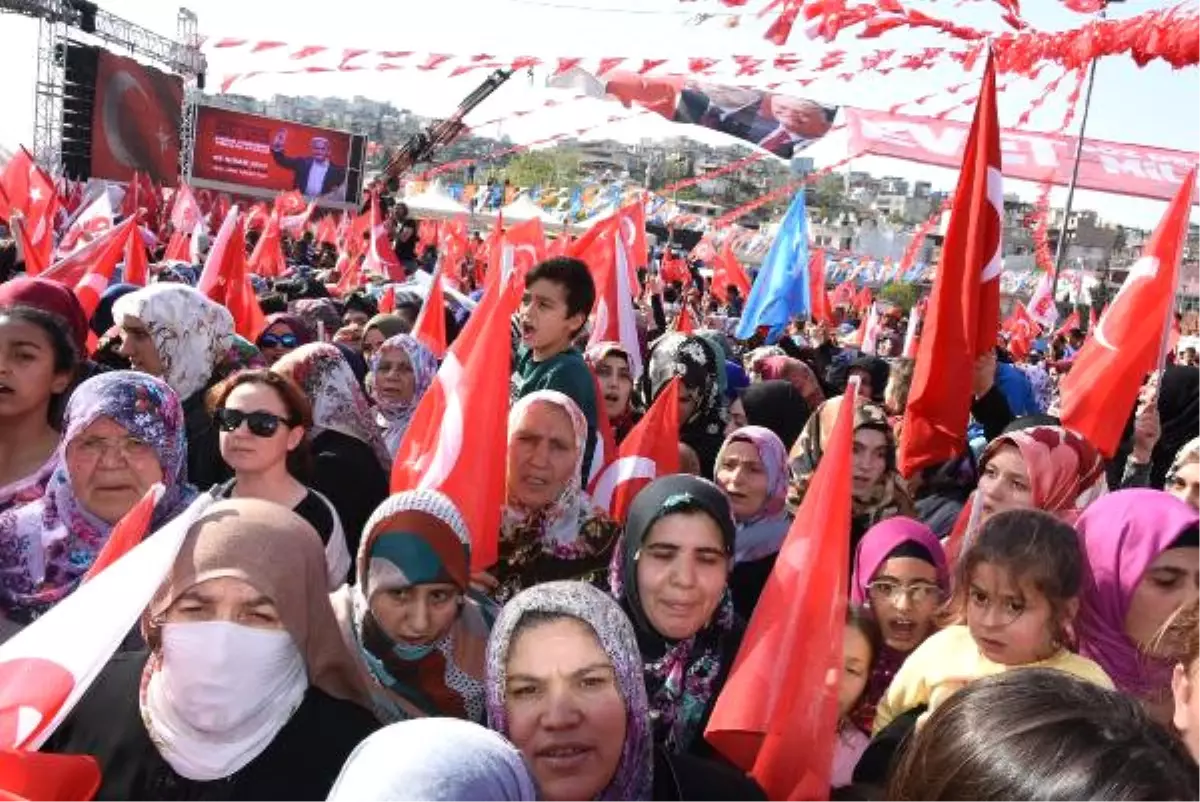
[
  {"left": 0, "top": 316, "right": 71, "bottom": 417},
  {"left": 1168, "top": 462, "right": 1200, "bottom": 510},
  {"left": 966, "top": 562, "right": 1075, "bottom": 666},
  {"left": 851, "top": 428, "right": 889, "bottom": 500},
  {"left": 715, "top": 441, "right": 769, "bottom": 522},
  {"left": 369, "top": 582, "right": 461, "bottom": 645},
  {"left": 504, "top": 617, "right": 627, "bottom": 802},
  {"left": 65, "top": 415, "right": 164, "bottom": 524},
  {"left": 978, "top": 444, "right": 1034, "bottom": 522},
  {"left": 374, "top": 348, "right": 416, "bottom": 407},
  {"left": 725, "top": 396, "right": 748, "bottom": 436},
  {"left": 117, "top": 315, "right": 164, "bottom": 377},
  {"left": 217, "top": 382, "right": 304, "bottom": 474},
  {"left": 1125, "top": 547, "right": 1200, "bottom": 656},
  {"left": 593, "top": 354, "right": 633, "bottom": 421},
  {"left": 867, "top": 557, "right": 942, "bottom": 652},
  {"left": 839, "top": 624, "right": 873, "bottom": 717},
  {"left": 508, "top": 401, "right": 578, "bottom": 511},
  {"left": 362, "top": 328, "right": 388, "bottom": 362},
  {"left": 520, "top": 280, "right": 583, "bottom": 359},
  {"left": 636, "top": 512, "right": 730, "bottom": 640},
  {"left": 164, "top": 576, "right": 284, "bottom": 629}
]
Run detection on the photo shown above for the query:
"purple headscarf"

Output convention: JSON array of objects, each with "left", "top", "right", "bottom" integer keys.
[
  {"left": 1076, "top": 488, "right": 1199, "bottom": 696},
  {"left": 260, "top": 313, "right": 314, "bottom": 346},
  {"left": 716, "top": 425, "right": 791, "bottom": 563},
  {"left": 850, "top": 516, "right": 948, "bottom": 607}
]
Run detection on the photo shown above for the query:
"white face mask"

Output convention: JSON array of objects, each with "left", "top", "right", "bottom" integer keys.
[{"left": 144, "top": 620, "right": 308, "bottom": 780}]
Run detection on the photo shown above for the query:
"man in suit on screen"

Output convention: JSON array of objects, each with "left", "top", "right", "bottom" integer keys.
[{"left": 270, "top": 129, "right": 347, "bottom": 199}]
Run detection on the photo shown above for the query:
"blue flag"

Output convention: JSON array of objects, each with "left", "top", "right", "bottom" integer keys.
[{"left": 734, "top": 189, "right": 811, "bottom": 343}]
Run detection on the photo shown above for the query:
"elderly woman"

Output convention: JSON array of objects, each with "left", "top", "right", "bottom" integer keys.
[
  {"left": 114, "top": 284, "right": 236, "bottom": 490},
  {"left": 331, "top": 491, "right": 492, "bottom": 724},
  {"left": 369, "top": 334, "right": 438, "bottom": 457},
  {"left": 614, "top": 476, "right": 745, "bottom": 758},
  {"left": 485, "top": 581, "right": 764, "bottom": 801},
  {"left": 496, "top": 391, "right": 621, "bottom": 602},
  {"left": 45, "top": 498, "right": 378, "bottom": 800},
  {"left": 643, "top": 334, "right": 727, "bottom": 479},
  {"left": 0, "top": 372, "right": 197, "bottom": 624}
]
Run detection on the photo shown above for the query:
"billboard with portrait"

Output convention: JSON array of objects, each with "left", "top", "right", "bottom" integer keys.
[
  {"left": 90, "top": 51, "right": 184, "bottom": 186},
  {"left": 191, "top": 106, "right": 362, "bottom": 206}
]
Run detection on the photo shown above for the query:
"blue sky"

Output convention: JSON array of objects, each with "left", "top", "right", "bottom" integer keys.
[{"left": 0, "top": 0, "right": 1195, "bottom": 227}]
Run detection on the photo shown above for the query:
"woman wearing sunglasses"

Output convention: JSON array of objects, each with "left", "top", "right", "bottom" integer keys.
[
  {"left": 209, "top": 370, "right": 352, "bottom": 589},
  {"left": 257, "top": 313, "right": 313, "bottom": 365}
]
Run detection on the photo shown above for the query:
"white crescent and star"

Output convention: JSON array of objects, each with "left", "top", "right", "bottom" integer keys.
[{"left": 1094, "top": 256, "right": 1160, "bottom": 352}]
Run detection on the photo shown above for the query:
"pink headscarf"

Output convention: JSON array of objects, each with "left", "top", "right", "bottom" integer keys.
[
  {"left": 850, "top": 517, "right": 949, "bottom": 607},
  {"left": 758, "top": 356, "right": 826, "bottom": 411}
]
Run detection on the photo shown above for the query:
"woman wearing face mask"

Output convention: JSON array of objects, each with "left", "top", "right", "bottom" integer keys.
[
  {"left": 848, "top": 517, "right": 948, "bottom": 733},
  {"left": 643, "top": 334, "right": 727, "bottom": 479},
  {"left": 45, "top": 498, "right": 378, "bottom": 800},
  {"left": 713, "top": 426, "right": 792, "bottom": 619},
  {"left": 614, "top": 476, "right": 744, "bottom": 759},
  {"left": 256, "top": 313, "right": 312, "bottom": 365},
  {"left": 331, "top": 490, "right": 492, "bottom": 723},
  {"left": 485, "top": 581, "right": 765, "bottom": 801},
  {"left": 113, "top": 284, "right": 237, "bottom": 490},
  {"left": 585, "top": 342, "right": 641, "bottom": 443},
  {"left": 497, "top": 391, "right": 621, "bottom": 602},
  {"left": 370, "top": 334, "right": 438, "bottom": 458},
  {"left": 0, "top": 372, "right": 197, "bottom": 624},
  {"left": 210, "top": 370, "right": 351, "bottom": 589},
  {"left": 1166, "top": 437, "right": 1200, "bottom": 509},
  {"left": 0, "top": 279, "right": 87, "bottom": 513},
  {"left": 273, "top": 344, "right": 390, "bottom": 560},
  {"left": 1076, "top": 489, "right": 1200, "bottom": 726}
]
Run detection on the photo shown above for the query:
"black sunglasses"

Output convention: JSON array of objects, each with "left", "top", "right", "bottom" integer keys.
[
  {"left": 214, "top": 408, "right": 294, "bottom": 437},
  {"left": 259, "top": 333, "right": 299, "bottom": 349}
]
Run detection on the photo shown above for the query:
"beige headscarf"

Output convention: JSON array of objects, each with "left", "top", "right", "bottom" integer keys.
[{"left": 143, "top": 498, "right": 371, "bottom": 709}]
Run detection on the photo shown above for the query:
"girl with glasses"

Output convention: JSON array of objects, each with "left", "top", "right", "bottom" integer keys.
[{"left": 209, "top": 370, "right": 352, "bottom": 589}]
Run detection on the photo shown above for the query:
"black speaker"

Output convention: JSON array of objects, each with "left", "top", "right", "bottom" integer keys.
[
  {"left": 344, "top": 133, "right": 367, "bottom": 205},
  {"left": 60, "top": 42, "right": 100, "bottom": 181},
  {"left": 197, "top": 71, "right": 205, "bottom": 91}
]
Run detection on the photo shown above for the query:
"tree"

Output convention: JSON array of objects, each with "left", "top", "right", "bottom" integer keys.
[
  {"left": 502, "top": 149, "right": 580, "bottom": 188},
  {"left": 812, "top": 173, "right": 849, "bottom": 218},
  {"left": 879, "top": 281, "right": 920, "bottom": 312}
]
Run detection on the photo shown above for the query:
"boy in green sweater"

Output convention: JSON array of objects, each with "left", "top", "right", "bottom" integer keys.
[{"left": 515, "top": 257, "right": 598, "bottom": 479}]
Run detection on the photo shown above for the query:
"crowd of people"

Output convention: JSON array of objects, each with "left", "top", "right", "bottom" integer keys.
[{"left": 0, "top": 194, "right": 1197, "bottom": 802}]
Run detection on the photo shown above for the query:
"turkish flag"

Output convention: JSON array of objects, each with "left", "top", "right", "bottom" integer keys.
[
  {"left": 279, "top": 202, "right": 315, "bottom": 238},
  {"left": 378, "top": 285, "right": 396, "bottom": 314},
  {"left": 122, "top": 219, "right": 150, "bottom": 287},
  {"left": 853, "top": 285, "right": 874, "bottom": 313},
  {"left": 899, "top": 49, "right": 1002, "bottom": 477},
  {"left": 588, "top": 377, "right": 681, "bottom": 524},
  {"left": 1060, "top": 168, "right": 1196, "bottom": 457},
  {"left": 57, "top": 192, "right": 114, "bottom": 257},
  {"left": 0, "top": 150, "right": 57, "bottom": 268},
  {"left": 273, "top": 189, "right": 307, "bottom": 217},
  {"left": 660, "top": 249, "right": 691, "bottom": 286},
  {"left": 831, "top": 280, "right": 855, "bottom": 307},
  {"left": 9, "top": 216, "right": 47, "bottom": 277},
  {"left": 1053, "top": 309, "right": 1081, "bottom": 339},
  {"left": 808, "top": 248, "right": 834, "bottom": 325},
  {"left": 389, "top": 263, "right": 521, "bottom": 570},
  {"left": 42, "top": 216, "right": 138, "bottom": 320},
  {"left": 314, "top": 214, "right": 339, "bottom": 247},
  {"left": 586, "top": 373, "right": 620, "bottom": 489},
  {"left": 675, "top": 303, "right": 697, "bottom": 334},
  {"left": 617, "top": 199, "right": 648, "bottom": 287},
  {"left": 198, "top": 208, "right": 267, "bottom": 341},
  {"left": 163, "top": 229, "right": 191, "bottom": 262},
  {"left": 0, "top": 749, "right": 100, "bottom": 801},
  {"left": 0, "top": 494, "right": 213, "bottom": 750},
  {"left": 334, "top": 252, "right": 361, "bottom": 296},
  {"left": 581, "top": 216, "right": 643, "bottom": 379},
  {"left": 83, "top": 484, "right": 163, "bottom": 583},
  {"left": 487, "top": 217, "right": 547, "bottom": 312},
  {"left": 168, "top": 182, "right": 203, "bottom": 233},
  {"left": 412, "top": 268, "right": 448, "bottom": 359},
  {"left": 247, "top": 210, "right": 288, "bottom": 279},
  {"left": 705, "top": 374, "right": 857, "bottom": 801},
  {"left": 712, "top": 242, "right": 751, "bottom": 305},
  {"left": 903, "top": 298, "right": 924, "bottom": 358}
]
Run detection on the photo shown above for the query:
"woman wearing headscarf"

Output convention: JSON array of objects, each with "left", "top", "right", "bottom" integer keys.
[
  {"left": 0, "top": 371, "right": 197, "bottom": 624},
  {"left": 331, "top": 491, "right": 492, "bottom": 724},
  {"left": 497, "top": 391, "right": 620, "bottom": 602},
  {"left": 291, "top": 298, "right": 342, "bottom": 342},
  {"left": 361, "top": 313, "right": 410, "bottom": 362},
  {"left": 327, "top": 718, "right": 538, "bottom": 802},
  {"left": 735, "top": 380, "right": 809, "bottom": 452},
  {"left": 643, "top": 333, "right": 726, "bottom": 479},
  {"left": 256, "top": 312, "right": 313, "bottom": 365},
  {"left": 113, "top": 284, "right": 236, "bottom": 490},
  {"left": 756, "top": 355, "right": 825, "bottom": 412},
  {"left": 585, "top": 341, "right": 642, "bottom": 443},
  {"left": 370, "top": 334, "right": 438, "bottom": 457},
  {"left": 1166, "top": 436, "right": 1200, "bottom": 509},
  {"left": 614, "top": 476, "right": 745, "bottom": 758},
  {"left": 1076, "top": 489, "right": 1199, "bottom": 726},
  {"left": 45, "top": 499, "right": 379, "bottom": 800},
  {"left": 1151, "top": 365, "right": 1199, "bottom": 489},
  {"left": 273, "top": 344, "right": 389, "bottom": 560},
  {"left": 713, "top": 427, "right": 792, "bottom": 619},
  {"left": 0, "top": 278, "right": 87, "bottom": 513},
  {"left": 848, "top": 517, "right": 948, "bottom": 733},
  {"left": 485, "top": 581, "right": 765, "bottom": 801}
]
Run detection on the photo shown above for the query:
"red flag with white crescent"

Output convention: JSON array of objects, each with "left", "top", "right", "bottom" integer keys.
[{"left": 581, "top": 216, "right": 643, "bottom": 379}]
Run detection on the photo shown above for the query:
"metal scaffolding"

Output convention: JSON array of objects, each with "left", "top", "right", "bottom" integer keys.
[{"left": 176, "top": 7, "right": 199, "bottom": 180}]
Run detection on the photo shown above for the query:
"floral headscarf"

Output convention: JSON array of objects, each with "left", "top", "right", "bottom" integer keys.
[
  {"left": 273, "top": 343, "right": 391, "bottom": 468},
  {"left": 0, "top": 372, "right": 197, "bottom": 622},
  {"left": 717, "top": 426, "right": 792, "bottom": 563},
  {"left": 372, "top": 334, "right": 439, "bottom": 457},
  {"left": 111, "top": 284, "right": 235, "bottom": 401},
  {"left": 485, "top": 581, "right": 654, "bottom": 801},
  {"left": 614, "top": 476, "right": 742, "bottom": 756},
  {"left": 290, "top": 298, "right": 342, "bottom": 340},
  {"left": 758, "top": 355, "right": 826, "bottom": 411},
  {"left": 644, "top": 333, "right": 727, "bottom": 476},
  {"left": 980, "top": 426, "right": 1107, "bottom": 520}
]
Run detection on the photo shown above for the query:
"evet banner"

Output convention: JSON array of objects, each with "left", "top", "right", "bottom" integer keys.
[{"left": 845, "top": 108, "right": 1198, "bottom": 203}]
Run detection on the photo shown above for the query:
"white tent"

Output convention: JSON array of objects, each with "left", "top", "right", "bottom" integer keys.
[
  {"left": 402, "top": 181, "right": 470, "bottom": 220},
  {"left": 500, "top": 194, "right": 561, "bottom": 225}
]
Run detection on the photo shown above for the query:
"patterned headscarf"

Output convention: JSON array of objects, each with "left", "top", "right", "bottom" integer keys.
[
  {"left": 485, "top": 581, "right": 654, "bottom": 801},
  {"left": 273, "top": 343, "right": 391, "bottom": 468},
  {"left": 338, "top": 490, "right": 491, "bottom": 723},
  {"left": 758, "top": 355, "right": 826, "bottom": 411},
  {"left": 372, "top": 334, "right": 439, "bottom": 458},
  {"left": 260, "top": 313, "right": 314, "bottom": 346},
  {"left": 615, "top": 476, "right": 741, "bottom": 756},
  {"left": 112, "top": 284, "right": 235, "bottom": 401},
  {"left": 716, "top": 426, "right": 792, "bottom": 563},
  {"left": 980, "top": 425, "right": 1107, "bottom": 522},
  {"left": 644, "top": 333, "right": 723, "bottom": 433},
  {"left": 291, "top": 298, "right": 343, "bottom": 340},
  {"left": 0, "top": 371, "right": 197, "bottom": 621}
]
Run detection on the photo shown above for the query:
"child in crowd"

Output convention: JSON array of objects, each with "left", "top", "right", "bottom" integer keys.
[
  {"left": 874, "top": 508, "right": 1113, "bottom": 734},
  {"left": 515, "top": 257, "right": 598, "bottom": 478},
  {"left": 832, "top": 606, "right": 879, "bottom": 789}
]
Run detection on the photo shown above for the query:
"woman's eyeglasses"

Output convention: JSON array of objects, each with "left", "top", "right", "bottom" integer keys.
[
  {"left": 259, "top": 333, "right": 299, "bottom": 349},
  {"left": 214, "top": 408, "right": 294, "bottom": 437},
  {"left": 867, "top": 579, "right": 943, "bottom": 606}
]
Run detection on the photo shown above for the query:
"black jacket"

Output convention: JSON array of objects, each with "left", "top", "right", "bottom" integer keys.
[
  {"left": 270, "top": 149, "right": 346, "bottom": 196},
  {"left": 653, "top": 747, "right": 767, "bottom": 801},
  {"left": 308, "top": 430, "right": 388, "bottom": 560},
  {"left": 183, "top": 389, "right": 231, "bottom": 492}
]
